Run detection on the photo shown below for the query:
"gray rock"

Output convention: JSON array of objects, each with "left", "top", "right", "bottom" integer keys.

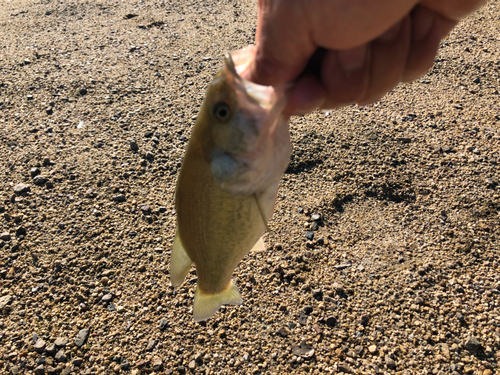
[
  {"left": 34, "top": 338, "right": 46, "bottom": 353},
  {"left": 54, "top": 337, "right": 68, "bottom": 348},
  {"left": 0, "top": 232, "right": 11, "bottom": 242},
  {"left": 337, "top": 363, "right": 351, "bottom": 373},
  {"left": 34, "top": 365, "right": 45, "bottom": 375},
  {"left": 385, "top": 355, "right": 396, "bottom": 369},
  {"left": 33, "top": 176, "right": 48, "bottom": 186},
  {"left": 30, "top": 167, "right": 41, "bottom": 177},
  {"left": 74, "top": 328, "right": 89, "bottom": 347},
  {"left": 158, "top": 318, "right": 168, "bottom": 330},
  {"left": 335, "top": 261, "right": 352, "bottom": 270},
  {"left": 140, "top": 205, "right": 151, "bottom": 215},
  {"left": 10, "top": 365, "right": 20, "bottom": 375},
  {"left": 291, "top": 341, "right": 314, "bottom": 358},
  {"left": 311, "top": 214, "right": 321, "bottom": 221},
  {"left": 60, "top": 366, "right": 72, "bottom": 375},
  {"left": 13, "top": 183, "right": 30, "bottom": 194},
  {"left": 146, "top": 340, "right": 156, "bottom": 351},
  {"left": 188, "top": 360, "right": 196, "bottom": 370},
  {"left": 0, "top": 294, "right": 13, "bottom": 309},
  {"left": 464, "top": 335, "right": 481, "bottom": 352},
  {"left": 305, "top": 231, "right": 314, "bottom": 240},
  {"left": 152, "top": 356, "right": 163, "bottom": 371},
  {"left": 45, "top": 343, "right": 56, "bottom": 356},
  {"left": 55, "top": 349, "right": 67, "bottom": 362},
  {"left": 101, "top": 294, "right": 113, "bottom": 303}
]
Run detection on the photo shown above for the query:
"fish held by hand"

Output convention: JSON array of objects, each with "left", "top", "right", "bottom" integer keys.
[{"left": 170, "top": 46, "right": 291, "bottom": 321}]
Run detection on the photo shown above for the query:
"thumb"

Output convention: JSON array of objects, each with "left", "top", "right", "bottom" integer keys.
[{"left": 246, "top": 0, "right": 314, "bottom": 86}]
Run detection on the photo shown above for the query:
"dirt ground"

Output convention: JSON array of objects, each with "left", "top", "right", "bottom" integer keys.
[{"left": 0, "top": 0, "right": 499, "bottom": 374}]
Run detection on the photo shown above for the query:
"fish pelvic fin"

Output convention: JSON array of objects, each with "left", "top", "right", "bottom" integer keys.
[
  {"left": 253, "top": 193, "right": 272, "bottom": 233},
  {"left": 250, "top": 236, "right": 266, "bottom": 252},
  {"left": 193, "top": 280, "right": 242, "bottom": 322},
  {"left": 170, "top": 231, "right": 192, "bottom": 288}
]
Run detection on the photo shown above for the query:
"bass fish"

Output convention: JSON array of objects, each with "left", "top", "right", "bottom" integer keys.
[{"left": 170, "top": 47, "right": 291, "bottom": 321}]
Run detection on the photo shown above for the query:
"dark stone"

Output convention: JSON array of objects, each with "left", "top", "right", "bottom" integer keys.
[
  {"left": 34, "top": 365, "right": 45, "bottom": 375},
  {"left": 113, "top": 194, "right": 126, "bottom": 202},
  {"left": 129, "top": 140, "right": 139, "bottom": 151},
  {"left": 30, "top": 167, "right": 41, "bottom": 177},
  {"left": 464, "top": 336, "right": 481, "bottom": 352},
  {"left": 325, "top": 316, "right": 337, "bottom": 327},
  {"left": 312, "top": 289, "right": 323, "bottom": 300},
  {"left": 33, "top": 176, "right": 48, "bottom": 186},
  {"left": 277, "top": 328, "right": 288, "bottom": 337},
  {"left": 120, "top": 359, "right": 130, "bottom": 371},
  {"left": 305, "top": 231, "right": 314, "bottom": 240},
  {"left": 298, "top": 312, "right": 308, "bottom": 326}
]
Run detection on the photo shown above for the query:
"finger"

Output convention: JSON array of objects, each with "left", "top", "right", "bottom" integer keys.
[
  {"left": 284, "top": 74, "right": 326, "bottom": 116},
  {"left": 249, "top": 0, "right": 419, "bottom": 87},
  {"left": 358, "top": 15, "right": 412, "bottom": 105},
  {"left": 319, "top": 45, "right": 371, "bottom": 109},
  {"left": 403, "top": 6, "right": 457, "bottom": 82},
  {"left": 248, "top": 0, "right": 315, "bottom": 86},
  {"left": 420, "top": 0, "right": 487, "bottom": 21}
]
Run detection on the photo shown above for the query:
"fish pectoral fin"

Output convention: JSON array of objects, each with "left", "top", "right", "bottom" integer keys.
[
  {"left": 170, "top": 231, "right": 193, "bottom": 288},
  {"left": 193, "top": 280, "right": 242, "bottom": 322},
  {"left": 250, "top": 236, "right": 266, "bottom": 252}
]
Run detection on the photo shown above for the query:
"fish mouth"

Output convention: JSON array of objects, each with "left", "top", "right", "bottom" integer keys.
[{"left": 224, "top": 50, "right": 278, "bottom": 111}]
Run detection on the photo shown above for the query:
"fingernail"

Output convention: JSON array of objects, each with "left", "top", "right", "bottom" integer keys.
[
  {"left": 378, "top": 20, "right": 402, "bottom": 42},
  {"left": 413, "top": 10, "right": 435, "bottom": 41},
  {"left": 337, "top": 45, "right": 367, "bottom": 72}
]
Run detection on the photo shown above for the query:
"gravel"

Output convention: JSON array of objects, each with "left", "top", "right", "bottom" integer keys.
[{"left": 0, "top": 0, "right": 499, "bottom": 374}]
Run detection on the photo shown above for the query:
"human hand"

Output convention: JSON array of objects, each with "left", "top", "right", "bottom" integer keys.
[{"left": 246, "top": 0, "right": 487, "bottom": 115}]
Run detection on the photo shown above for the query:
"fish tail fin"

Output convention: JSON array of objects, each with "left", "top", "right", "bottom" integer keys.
[
  {"left": 250, "top": 236, "right": 266, "bottom": 252},
  {"left": 170, "top": 231, "right": 192, "bottom": 287},
  {"left": 193, "top": 280, "right": 242, "bottom": 322}
]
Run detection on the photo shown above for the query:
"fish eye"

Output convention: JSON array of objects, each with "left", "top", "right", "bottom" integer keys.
[{"left": 213, "top": 102, "right": 231, "bottom": 122}]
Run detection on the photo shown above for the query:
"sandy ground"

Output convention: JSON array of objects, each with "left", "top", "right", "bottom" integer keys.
[{"left": 0, "top": 0, "right": 499, "bottom": 374}]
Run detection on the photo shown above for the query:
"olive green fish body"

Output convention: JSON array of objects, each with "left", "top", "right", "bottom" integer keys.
[{"left": 171, "top": 47, "right": 290, "bottom": 321}]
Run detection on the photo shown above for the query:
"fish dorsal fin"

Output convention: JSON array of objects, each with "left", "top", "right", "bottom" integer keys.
[
  {"left": 170, "top": 231, "right": 193, "bottom": 288},
  {"left": 193, "top": 280, "right": 242, "bottom": 322},
  {"left": 250, "top": 236, "right": 266, "bottom": 252}
]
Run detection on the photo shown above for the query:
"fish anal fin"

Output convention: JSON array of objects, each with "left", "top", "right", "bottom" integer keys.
[
  {"left": 193, "top": 280, "right": 242, "bottom": 322},
  {"left": 250, "top": 236, "right": 266, "bottom": 252},
  {"left": 170, "top": 231, "right": 193, "bottom": 288}
]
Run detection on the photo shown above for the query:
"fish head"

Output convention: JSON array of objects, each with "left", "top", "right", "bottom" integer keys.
[{"left": 201, "top": 47, "right": 291, "bottom": 195}]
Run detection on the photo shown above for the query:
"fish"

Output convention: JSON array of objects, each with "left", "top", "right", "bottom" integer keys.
[{"left": 170, "top": 46, "right": 291, "bottom": 321}]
